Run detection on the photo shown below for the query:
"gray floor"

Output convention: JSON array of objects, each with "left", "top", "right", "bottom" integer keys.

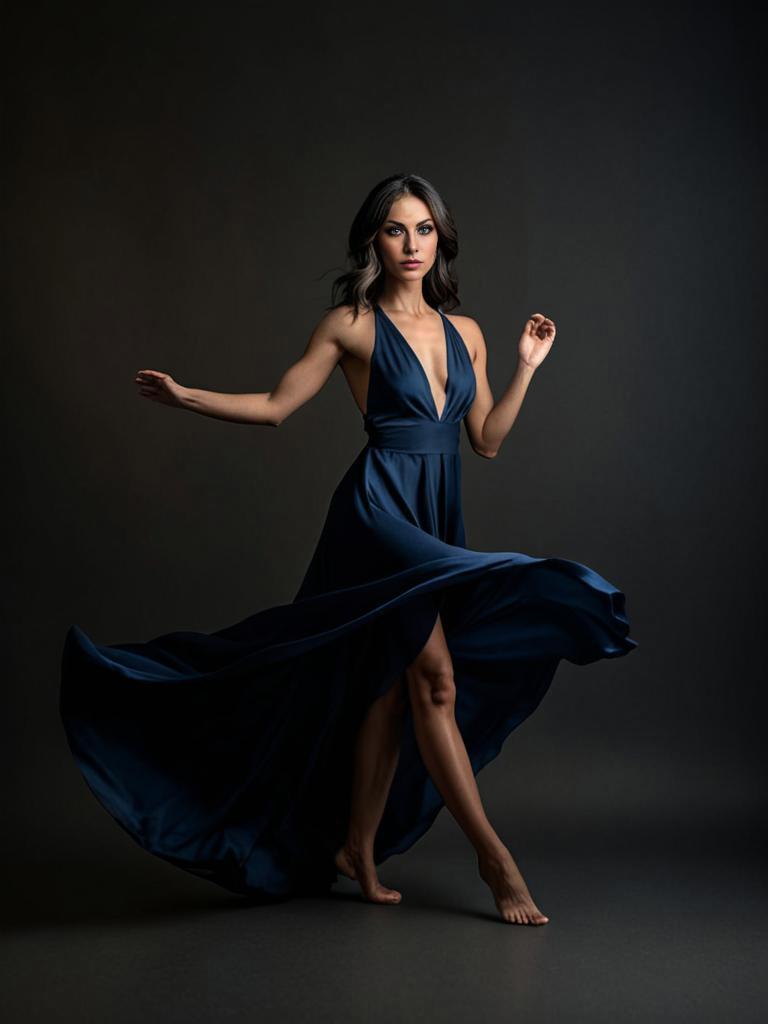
[{"left": 4, "top": 813, "right": 766, "bottom": 1023}]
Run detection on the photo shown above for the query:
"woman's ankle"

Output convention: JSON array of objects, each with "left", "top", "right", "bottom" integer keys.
[
  {"left": 476, "top": 839, "right": 511, "bottom": 866},
  {"left": 344, "top": 832, "right": 375, "bottom": 860}
]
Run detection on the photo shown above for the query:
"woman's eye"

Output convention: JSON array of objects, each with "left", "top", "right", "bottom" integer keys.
[{"left": 386, "top": 224, "right": 433, "bottom": 236}]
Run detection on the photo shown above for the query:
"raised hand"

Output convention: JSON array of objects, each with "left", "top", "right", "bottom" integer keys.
[
  {"left": 518, "top": 314, "right": 556, "bottom": 370},
  {"left": 134, "top": 369, "right": 187, "bottom": 408}
]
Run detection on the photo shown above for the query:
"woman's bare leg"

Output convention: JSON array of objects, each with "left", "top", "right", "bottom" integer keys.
[
  {"left": 334, "top": 676, "right": 407, "bottom": 904},
  {"left": 405, "top": 613, "right": 549, "bottom": 925}
]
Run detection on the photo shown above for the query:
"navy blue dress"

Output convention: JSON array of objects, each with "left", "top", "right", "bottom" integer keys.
[{"left": 60, "top": 303, "right": 637, "bottom": 899}]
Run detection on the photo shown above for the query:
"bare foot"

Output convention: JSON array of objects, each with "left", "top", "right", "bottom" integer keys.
[
  {"left": 334, "top": 844, "right": 401, "bottom": 904},
  {"left": 478, "top": 849, "right": 549, "bottom": 925}
]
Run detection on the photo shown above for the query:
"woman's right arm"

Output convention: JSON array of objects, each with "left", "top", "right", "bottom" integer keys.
[{"left": 135, "top": 310, "right": 347, "bottom": 426}]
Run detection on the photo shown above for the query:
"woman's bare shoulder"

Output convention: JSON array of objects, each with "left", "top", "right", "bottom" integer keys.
[
  {"left": 442, "top": 311, "right": 485, "bottom": 362},
  {"left": 317, "top": 303, "right": 376, "bottom": 358},
  {"left": 322, "top": 302, "right": 375, "bottom": 331}
]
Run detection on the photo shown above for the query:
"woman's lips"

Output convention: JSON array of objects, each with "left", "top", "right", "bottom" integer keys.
[{"left": 401, "top": 261, "right": 422, "bottom": 267}]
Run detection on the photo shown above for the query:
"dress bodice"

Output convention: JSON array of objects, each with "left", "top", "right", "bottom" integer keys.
[{"left": 363, "top": 303, "right": 477, "bottom": 454}]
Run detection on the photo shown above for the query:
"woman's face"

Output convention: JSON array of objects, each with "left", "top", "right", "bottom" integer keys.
[{"left": 376, "top": 194, "right": 438, "bottom": 282}]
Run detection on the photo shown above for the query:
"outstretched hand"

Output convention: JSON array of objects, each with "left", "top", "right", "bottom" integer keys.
[
  {"left": 518, "top": 314, "right": 556, "bottom": 370},
  {"left": 135, "top": 369, "right": 187, "bottom": 408}
]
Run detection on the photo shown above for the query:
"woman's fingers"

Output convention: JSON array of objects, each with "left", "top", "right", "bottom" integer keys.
[{"left": 135, "top": 369, "right": 173, "bottom": 393}]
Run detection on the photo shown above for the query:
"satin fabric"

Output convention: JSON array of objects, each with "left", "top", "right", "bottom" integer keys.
[{"left": 60, "top": 302, "right": 637, "bottom": 899}]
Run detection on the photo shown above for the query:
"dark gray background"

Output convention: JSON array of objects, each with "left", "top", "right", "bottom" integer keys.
[{"left": 4, "top": 2, "right": 766, "bottom": 1022}]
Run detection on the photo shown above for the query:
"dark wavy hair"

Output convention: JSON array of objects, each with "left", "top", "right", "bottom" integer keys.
[{"left": 326, "top": 172, "right": 460, "bottom": 319}]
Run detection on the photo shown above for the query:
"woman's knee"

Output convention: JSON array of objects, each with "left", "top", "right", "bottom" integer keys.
[
  {"left": 405, "top": 659, "right": 456, "bottom": 711},
  {"left": 404, "top": 613, "right": 456, "bottom": 710}
]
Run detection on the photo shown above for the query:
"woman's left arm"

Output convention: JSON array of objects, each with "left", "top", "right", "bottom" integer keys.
[{"left": 455, "top": 313, "right": 556, "bottom": 458}]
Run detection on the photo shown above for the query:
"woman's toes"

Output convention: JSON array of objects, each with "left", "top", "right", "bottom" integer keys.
[{"left": 370, "top": 883, "right": 401, "bottom": 904}]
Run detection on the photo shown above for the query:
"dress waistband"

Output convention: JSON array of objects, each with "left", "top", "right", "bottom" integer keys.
[{"left": 363, "top": 418, "right": 460, "bottom": 454}]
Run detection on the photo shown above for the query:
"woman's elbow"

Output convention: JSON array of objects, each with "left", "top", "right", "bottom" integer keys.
[{"left": 472, "top": 444, "right": 498, "bottom": 459}]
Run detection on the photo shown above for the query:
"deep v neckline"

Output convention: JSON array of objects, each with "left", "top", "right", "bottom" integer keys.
[{"left": 375, "top": 303, "right": 451, "bottom": 422}]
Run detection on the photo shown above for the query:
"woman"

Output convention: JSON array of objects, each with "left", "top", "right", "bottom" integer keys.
[{"left": 61, "top": 172, "right": 637, "bottom": 926}]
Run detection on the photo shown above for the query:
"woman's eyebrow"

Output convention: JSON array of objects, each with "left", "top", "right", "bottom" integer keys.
[{"left": 384, "top": 218, "right": 434, "bottom": 227}]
